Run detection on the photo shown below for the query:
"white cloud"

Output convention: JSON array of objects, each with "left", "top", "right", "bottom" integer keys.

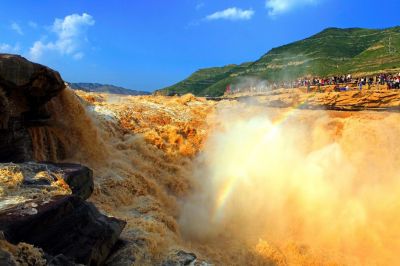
[
  {"left": 73, "top": 52, "right": 84, "bottom": 60},
  {"left": 29, "top": 41, "right": 51, "bottom": 60},
  {"left": 265, "top": 0, "right": 318, "bottom": 16},
  {"left": 196, "top": 2, "right": 205, "bottom": 10},
  {"left": 29, "top": 13, "right": 95, "bottom": 61},
  {"left": 28, "top": 21, "right": 38, "bottom": 29},
  {"left": 206, "top": 7, "right": 255, "bottom": 21},
  {"left": 11, "top": 22, "right": 23, "bottom": 35},
  {"left": 0, "top": 43, "right": 20, "bottom": 53}
]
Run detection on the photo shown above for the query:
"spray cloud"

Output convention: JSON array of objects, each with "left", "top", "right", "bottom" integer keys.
[{"left": 180, "top": 102, "right": 400, "bottom": 265}]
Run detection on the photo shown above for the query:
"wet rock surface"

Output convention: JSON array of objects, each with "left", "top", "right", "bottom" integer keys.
[
  {"left": 0, "top": 195, "right": 126, "bottom": 265},
  {"left": 0, "top": 162, "right": 125, "bottom": 265},
  {"left": 47, "top": 163, "right": 94, "bottom": 200},
  {"left": 0, "top": 162, "right": 93, "bottom": 210}
]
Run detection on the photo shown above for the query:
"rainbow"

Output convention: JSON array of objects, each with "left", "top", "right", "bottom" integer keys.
[
  {"left": 213, "top": 177, "right": 237, "bottom": 222},
  {"left": 271, "top": 96, "right": 310, "bottom": 125},
  {"left": 211, "top": 97, "right": 311, "bottom": 221}
]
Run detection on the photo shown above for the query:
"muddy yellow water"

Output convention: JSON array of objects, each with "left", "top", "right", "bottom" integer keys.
[{"left": 30, "top": 89, "right": 400, "bottom": 265}]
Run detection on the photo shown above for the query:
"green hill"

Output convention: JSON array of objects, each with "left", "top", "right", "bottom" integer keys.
[{"left": 158, "top": 26, "right": 400, "bottom": 96}]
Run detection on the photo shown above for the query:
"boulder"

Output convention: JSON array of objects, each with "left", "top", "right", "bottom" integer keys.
[
  {"left": 0, "top": 162, "right": 93, "bottom": 209},
  {"left": 0, "top": 54, "right": 65, "bottom": 163},
  {"left": 0, "top": 54, "right": 65, "bottom": 107},
  {"left": 162, "top": 250, "right": 197, "bottom": 266},
  {"left": 47, "top": 163, "right": 94, "bottom": 200},
  {"left": 0, "top": 195, "right": 126, "bottom": 265}
]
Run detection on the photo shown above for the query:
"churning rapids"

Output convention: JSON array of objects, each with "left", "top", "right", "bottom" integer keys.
[{"left": 30, "top": 88, "right": 400, "bottom": 265}]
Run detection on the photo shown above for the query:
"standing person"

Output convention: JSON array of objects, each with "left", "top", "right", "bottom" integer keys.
[
  {"left": 226, "top": 84, "right": 231, "bottom": 95},
  {"left": 368, "top": 77, "right": 372, "bottom": 90},
  {"left": 359, "top": 80, "right": 363, "bottom": 91},
  {"left": 307, "top": 81, "right": 311, "bottom": 93}
]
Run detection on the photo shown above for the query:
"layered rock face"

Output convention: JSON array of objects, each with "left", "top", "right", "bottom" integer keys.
[
  {"left": 0, "top": 163, "right": 125, "bottom": 265},
  {"left": 232, "top": 88, "right": 400, "bottom": 111},
  {"left": 0, "top": 55, "right": 125, "bottom": 265}
]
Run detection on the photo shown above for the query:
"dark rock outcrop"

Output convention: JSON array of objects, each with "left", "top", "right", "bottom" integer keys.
[
  {"left": 0, "top": 54, "right": 65, "bottom": 107},
  {"left": 0, "top": 195, "right": 126, "bottom": 265},
  {"left": 0, "top": 54, "right": 65, "bottom": 163},
  {"left": 0, "top": 88, "right": 9, "bottom": 130},
  {"left": 0, "top": 248, "right": 17, "bottom": 266},
  {"left": 0, "top": 162, "right": 123, "bottom": 265},
  {"left": 162, "top": 250, "right": 197, "bottom": 266},
  {"left": 104, "top": 238, "right": 138, "bottom": 266},
  {"left": 0, "top": 55, "right": 126, "bottom": 266},
  {"left": 47, "top": 254, "right": 81, "bottom": 266},
  {"left": 0, "top": 162, "right": 94, "bottom": 203},
  {"left": 0, "top": 118, "right": 33, "bottom": 162},
  {"left": 47, "top": 163, "right": 94, "bottom": 200}
]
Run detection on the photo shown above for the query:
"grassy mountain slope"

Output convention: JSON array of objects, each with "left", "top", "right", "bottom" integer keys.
[
  {"left": 158, "top": 26, "right": 400, "bottom": 96},
  {"left": 69, "top": 83, "right": 151, "bottom": 96},
  {"left": 158, "top": 64, "right": 250, "bottom": 96}
]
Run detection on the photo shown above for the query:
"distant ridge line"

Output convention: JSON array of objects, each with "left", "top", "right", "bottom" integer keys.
[{"left": 68, "top": 82, "right": 151, "bottom": 96}]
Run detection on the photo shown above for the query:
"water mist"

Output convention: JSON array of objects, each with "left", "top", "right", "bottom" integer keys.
[{"left": 180, "top": 103, "right": 400, "bottom": 265}]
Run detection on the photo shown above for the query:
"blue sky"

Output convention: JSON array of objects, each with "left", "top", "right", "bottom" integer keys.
[{"left": 1, "top": 0, "right": 399, "bottom": 91}]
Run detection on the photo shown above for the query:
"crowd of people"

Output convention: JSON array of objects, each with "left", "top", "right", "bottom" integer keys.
[
  {"left": 289, "top": 74, "right": 353, "bottom": 89},
  {"left": 280, "top": 73, "right": 400, "bottom": 90},
  {"left": 226, "top": 72, "right": 400, "bottom": 94}
]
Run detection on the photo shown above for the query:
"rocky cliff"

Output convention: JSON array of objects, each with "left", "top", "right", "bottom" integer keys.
[{"left": 0, "top": 54, "right": 126, "bottom": 266}]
